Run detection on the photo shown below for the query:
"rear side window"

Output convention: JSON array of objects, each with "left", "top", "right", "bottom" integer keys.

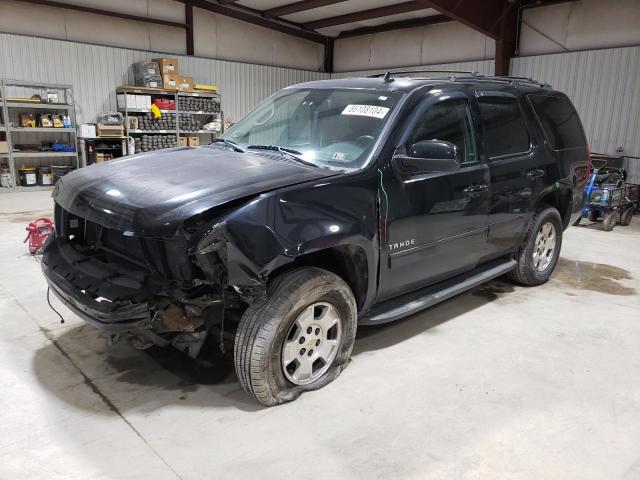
[
  {"left": 478, "top": 96, "right": 530, "bottom": 158},
  {"left": 528, "top": 94, "right": 586, "bottom": 150}
]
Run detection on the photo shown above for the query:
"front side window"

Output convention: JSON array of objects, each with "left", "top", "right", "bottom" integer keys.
[
  {"left": 407, "top": 98, "right": 477, "bottom": 165},
  {"left": 223, "top": 88, "right": 402, "bottom": 169},
  {"left": 478, "top": 96, "right": 530, "bottom": 158}
]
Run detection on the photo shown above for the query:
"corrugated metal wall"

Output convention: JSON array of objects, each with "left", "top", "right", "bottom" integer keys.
[
  {"left": 330, "top": 59, "right": 495, "bottom": 79},
  {"left": 511, "top": 46, "right": 640, "bottom": 182},
  {"left": 0, "top": 32, "right": 328, "bottom": 125},
  {"left": 2, "top": 32, "right": 638, "bottom": 181}
]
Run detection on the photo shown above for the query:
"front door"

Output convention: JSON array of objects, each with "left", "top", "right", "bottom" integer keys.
[{"left": 377, "top": 92, "right": 490, "bottom": 301}]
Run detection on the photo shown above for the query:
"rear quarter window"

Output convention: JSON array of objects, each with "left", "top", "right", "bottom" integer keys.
[{"left": 528, "top": 94, "right": 586, "bottom": 150}]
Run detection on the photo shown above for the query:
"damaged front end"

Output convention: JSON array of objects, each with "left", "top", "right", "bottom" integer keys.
[{"left": 42, "top": 204, "right": 243, "bottom": 358}]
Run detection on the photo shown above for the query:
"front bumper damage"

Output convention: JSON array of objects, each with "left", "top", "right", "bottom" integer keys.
[
  {"left": 41, "top": 206, "right": 232, "bottom": 357},
  {"left": 44, "top": 259, "right": 152, "bottom": 334},
  {"left": 41, "top": 230, "right": 156, "bottom": 332}
]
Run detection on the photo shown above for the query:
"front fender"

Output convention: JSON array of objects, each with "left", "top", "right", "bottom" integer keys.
[{"left": 191, "top": 173, "right": 380, "bottom": 307}]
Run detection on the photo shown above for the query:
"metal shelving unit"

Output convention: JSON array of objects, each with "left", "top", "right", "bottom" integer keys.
[
  {"left": 0, "top": 79, "right": 78, "bottom": 189},
  {"left": 10, "top": 127, "right": 76, "bottom": 133},
  {"left": 117, "top": 86, "right": 223, "bottom": 154}
]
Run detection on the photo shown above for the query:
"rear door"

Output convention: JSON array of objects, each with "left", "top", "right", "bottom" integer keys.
[
  {"left": 474, "top": 90, "right": 548, "bottom": 259},
  {"left": 377, "top": 90, "right": 490, "bottom": 301},
  {"left": 527, "top": 93, "right": 590, "bottom": 224}
]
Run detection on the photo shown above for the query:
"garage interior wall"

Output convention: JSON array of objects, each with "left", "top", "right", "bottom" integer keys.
[
  {"left": 333, "top": 0, "right": 640, "bottom": 180},
  {"left": 0, "top": 0, "right": 325, "bottom": 71},
  {"left": 0, "top": 32, "right": 328, "bottom": 125},
  {"left": 333, "top": 22, "right": 495, "bottom": 73},
  {"left": 512, "top": 46, "right": 640, "bottom": 182}
]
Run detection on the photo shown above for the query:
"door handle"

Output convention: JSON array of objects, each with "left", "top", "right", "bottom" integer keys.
[
  {"left": 464, "top": 184, "right": 488, "bottom": 195},
  {"left": 527, "top": 169, "right": 545, "bottom": 179}
]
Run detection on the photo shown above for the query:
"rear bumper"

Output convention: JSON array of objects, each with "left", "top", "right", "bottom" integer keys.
[{"left": 41, "top": 238, "right": 152, "bottom": 334}]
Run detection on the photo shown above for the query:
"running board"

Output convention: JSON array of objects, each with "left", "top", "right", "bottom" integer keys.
[{"left": 361, "top": 259, "right": 517, "bottom": 325}]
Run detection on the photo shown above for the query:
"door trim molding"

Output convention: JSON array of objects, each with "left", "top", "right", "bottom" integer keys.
[{"left": 390, "top": 225, "right": 488, "bottom": 258}]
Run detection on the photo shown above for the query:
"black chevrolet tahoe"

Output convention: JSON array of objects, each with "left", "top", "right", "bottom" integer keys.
[{"left": 42, "top": 74, "right": 590, "bottom": 406}]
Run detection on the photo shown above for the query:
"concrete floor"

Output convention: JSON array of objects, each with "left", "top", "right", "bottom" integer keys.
[{"left": 1, "top": 190, "right": 639, "bottom": 480}]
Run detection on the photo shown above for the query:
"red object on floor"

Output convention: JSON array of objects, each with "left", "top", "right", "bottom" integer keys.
[{"left": 24, "top": 218, "right": 55, "bottom": 255}]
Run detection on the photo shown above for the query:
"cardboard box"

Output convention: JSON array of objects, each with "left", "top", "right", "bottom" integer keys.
[
  {"left": 79, "top": 124, "right": 96, "bottom": 138},
  {"left": 179, "top": 137, "right": 188, "bottom": 147},
  {"left": 162, "top": 74, "right": 179, "bottom": 91},
  {"left": 97, "top": 123, "right": 124, "bottom": 137},
  {"left": 177, "top": 76, "right": 193, "bottom": 92},
  {"left": 187, "top": 136, "right": 199, "bottom": 147},
  {"left": 117, "top": 93, "right": 137, "bottom": 109},
  {"left": 136, "top": 95, "right": 151, "bottom": 110},
  {"left": 0, "top": 141, "right": 7, "bottom": 154},
  {"left": 153, "top": 58, "right": 178, "bottom": 75}
]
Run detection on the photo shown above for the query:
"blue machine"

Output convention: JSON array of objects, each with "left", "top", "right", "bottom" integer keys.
[{"left": 580, "top": 163, "right": 638, "bottom": 230}]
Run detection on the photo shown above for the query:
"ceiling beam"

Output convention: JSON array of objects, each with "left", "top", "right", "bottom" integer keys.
[
  {"left": 303, "top": 1, "right": 436, "bottom": 30},
  {"left": 178, "top": 0, "right": 327, "bottom": 44},
  {"left": 336, "top": 14, "right": 450, "bottom": 38},
  {"left": 323, "top": 38, "right": 334, "bottom": 73},
  {"left": 264, "top": 0, "right": 349, "bottom": 19},
  {"left": 11, "top": 0, "right": 189, "bottom": 29},
  {"left": 185, "top": 3, "right": 194, "bottom": 55},
  {"left": 415, "top": 0, "right": 511, "bottom": 40}
]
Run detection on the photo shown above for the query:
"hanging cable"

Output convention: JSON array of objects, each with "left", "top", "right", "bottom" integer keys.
[{"left": 47, "top": 287, "right": 65, "bottom": 324}]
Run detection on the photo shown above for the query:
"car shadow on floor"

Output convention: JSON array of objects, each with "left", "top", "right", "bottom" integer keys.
[
  {"left": 352, "top": 279, "right": 515, "bottom": 355},
  {"left": 31, "top": 279, "right": 515, "bottom": 413}
]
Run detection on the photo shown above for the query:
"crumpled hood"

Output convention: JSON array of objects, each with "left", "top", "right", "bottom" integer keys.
[{"left": 54, "top": 146, "right": 337, "bottom": 237}]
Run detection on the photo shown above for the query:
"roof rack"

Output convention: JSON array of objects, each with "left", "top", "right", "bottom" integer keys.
[
  {"left": 368, "top": 70, "right": 479, "bottom": 79},
  {"left": 452, "top": 74, "right": 552, "bottom": 88},
  {"left": 366, "top": 70, "right": 552, "bottom": 89}
]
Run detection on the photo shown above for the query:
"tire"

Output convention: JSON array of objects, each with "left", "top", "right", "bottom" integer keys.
[
  {"left": 620, "top": 206, "right": 634, "bottom": 226},
  {"left": 234, "top": 267, "right": 357, "bottom": 406},
  {"left": 588, "top": 209, "right": 598, "bottom": 222},
  {"left": 508, "top": 206, "right": 563, "bottom": 286},
  {"left": 602, "top": 210, "right": 616, "bottom": 231}
]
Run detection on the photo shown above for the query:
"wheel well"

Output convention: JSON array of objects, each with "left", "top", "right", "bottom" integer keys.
[
  {"left": 270, "top": 246, "right": 369, "bottom": 311},
  {"left": 540, "top": 188, "right": 572, "bottom": 229}
]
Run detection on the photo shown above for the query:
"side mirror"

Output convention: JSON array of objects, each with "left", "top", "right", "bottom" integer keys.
[{"left": 394, "top": 140, "right": 460, "bottom": 175}]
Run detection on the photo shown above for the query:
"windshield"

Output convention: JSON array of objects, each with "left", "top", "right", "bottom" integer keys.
[{"left": 223, "top": 88, "right": 402, "bottom": 169}]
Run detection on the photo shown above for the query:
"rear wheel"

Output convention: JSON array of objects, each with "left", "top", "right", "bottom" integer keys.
[
  {"left": 602, "top": 210, "right": 616, "bottom": 231},
  {"left": 234, "top": 267, "right": 357, "bottom": 406},
  {"left": 509, "top": 206, "right": 563, "bottom": 286},
  {"left": 620, "top": 206, "right": 634, "bottom": 226}
]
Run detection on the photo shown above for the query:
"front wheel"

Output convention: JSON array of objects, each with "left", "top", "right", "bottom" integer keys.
[
  {"left": 602, "top": 210, "right": 616, "bottom": 231},
  {"left": 620, "top": 206, "right": 634, "bottom": 226},
  {"left": 509, "top": 206, "right": 563, "bottom": 286},
  {"left": 234, "top": 267, "right": 357, "bottom": 406}
]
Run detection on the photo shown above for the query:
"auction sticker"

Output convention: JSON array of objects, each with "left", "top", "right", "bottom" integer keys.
[{"left": 342, "top": 104, "right": 389, "bottom": 119}]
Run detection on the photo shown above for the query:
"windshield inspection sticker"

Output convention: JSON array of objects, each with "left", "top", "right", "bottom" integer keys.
[
  {"left": 332, "top": 152, "right": 348, "bottom": 161},
  {"left": 342, "top": 104, "right": 389, "bottom": 119}
]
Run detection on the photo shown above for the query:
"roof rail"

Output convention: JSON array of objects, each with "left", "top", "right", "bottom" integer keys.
[
  {"left": 368, "top": 70, "right": 479, "bottom": 79},
  {"left": 453, "top": 74, "right": 552, "bottom": 88},
  {"left": 365, "top": 71, "right": 552, "bottom": 89}
]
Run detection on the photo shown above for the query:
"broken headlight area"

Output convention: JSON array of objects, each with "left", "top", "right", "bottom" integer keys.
[{"left": 43, "top": 204, "right": 243, "bottom": 358}]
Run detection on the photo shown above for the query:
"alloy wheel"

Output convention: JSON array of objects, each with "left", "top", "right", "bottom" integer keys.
[
  {"left": 281, "top": 302, "right": 342, "bottom": 385},
  {"left": 533, "top": 221, "right": 556, "bottom": 271}
]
